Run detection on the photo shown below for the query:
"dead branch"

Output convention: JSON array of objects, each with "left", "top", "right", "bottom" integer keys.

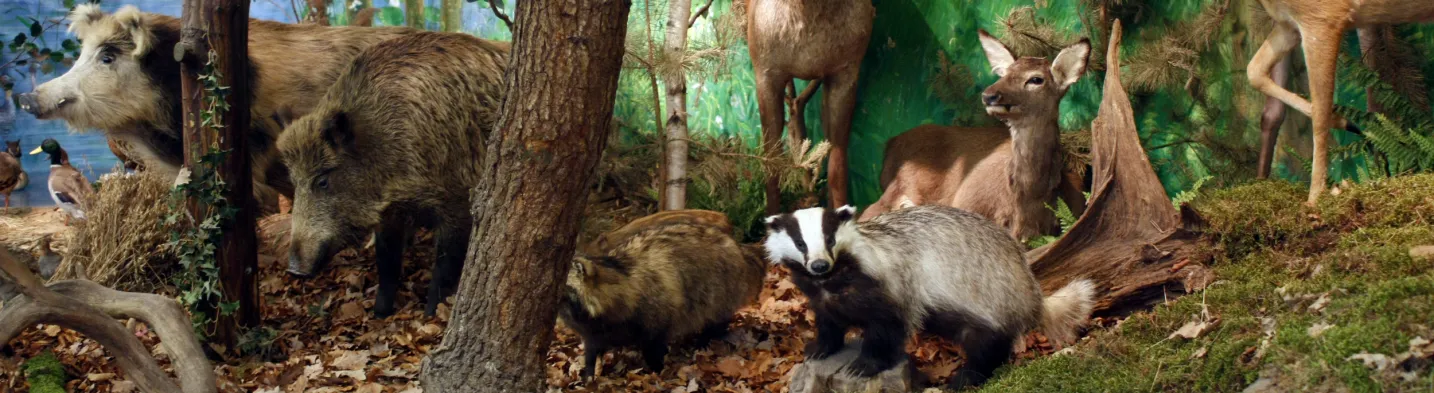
[
  {"left": 785, "top": 80, "right": 822, "bottom": 145},
  {"left": 689, "top": 0, "right": 715, "bottom": 28},
  {"left": 0, "top": 250, "right": 215, "bottom": 393},
  {"left": 487, "top": 0, "right": 514, "bottom": 31}
]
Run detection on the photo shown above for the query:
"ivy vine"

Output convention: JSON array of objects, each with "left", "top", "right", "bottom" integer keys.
[{"left": 163, "top": 49, "right": 239, "bottom": 338}]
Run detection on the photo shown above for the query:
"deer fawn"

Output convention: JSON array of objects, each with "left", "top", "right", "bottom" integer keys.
[
  {"left": 862, "top": 32, "right": 1090, "bottom": 243},
  {"left": 1248, "top": 0, "right": 1434, "bottom": 204},
  {"left": 747, "top": 0, "right": 874, "bottom": 214}
]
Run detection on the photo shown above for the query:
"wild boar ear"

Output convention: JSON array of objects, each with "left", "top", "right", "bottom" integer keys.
[
  {"left": 834, "top": 205, "right": 857, "bottom": 224},
  {"left": 112, "top": 6, "right": 155, "bottom": 58},
  {"left": 67, "top": 3, "right": 106, "bottom": 35},
  {"left": 1050, "top": 38, "right": 1091, "bottom": 89},
  {"left": 978, "top": 30, "right": 1016, "bottom": 77},
  {"left": 321, "top": 111, "right": 355, "bottom": 151}
]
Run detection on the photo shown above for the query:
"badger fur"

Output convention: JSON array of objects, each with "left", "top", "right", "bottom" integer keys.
[
  {"left": 763, "top": 204, "right": 1095, "bottom": 389},
  {"left": 559, "top": 220, "right": 766, "bottom": 378}
]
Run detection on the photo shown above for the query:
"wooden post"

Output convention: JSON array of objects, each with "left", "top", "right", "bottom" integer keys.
[{"left": 177, "top": 0, "right": 259, "bottom": 349}]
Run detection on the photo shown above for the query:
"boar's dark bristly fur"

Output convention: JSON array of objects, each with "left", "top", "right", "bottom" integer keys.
[
  {"left": 277, "top": 32, "right": 508, "bottom": 318},
  {"left": 560, "top": 221, "right": 766, "bottom": 378}
]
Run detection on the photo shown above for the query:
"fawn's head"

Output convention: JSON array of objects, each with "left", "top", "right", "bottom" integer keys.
[{"left": 977, "top": 30, "right": 1090, "bottom": 122}]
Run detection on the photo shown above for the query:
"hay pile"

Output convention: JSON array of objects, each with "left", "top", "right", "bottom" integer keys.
[{"left": 61, "top": 171, "right": 178, "bottom": 291}]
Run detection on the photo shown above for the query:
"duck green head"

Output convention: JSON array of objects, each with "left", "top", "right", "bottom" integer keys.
[{"left": 29, "top": 138, "right": 66, "bottom": 165}]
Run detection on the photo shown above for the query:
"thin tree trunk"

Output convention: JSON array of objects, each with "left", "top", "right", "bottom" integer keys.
[
  {"left": 177, "top": 0, "right": 259, "bottom": 349},
  {"left": 662, "top": 0, "right": 692, "bottom": 210},
  {"left": 419, "top": 0, "right": 631, "bottom": 391},
  {"left": 441, "top": 0, "right": 462, "bottom": 32},
  {"left": 1357, "top": 27, "right": 1386, "bottom": 114},
  {"left": 344, "top": 0, "right": 355, "bottom": 24},
  {"left": 406, "top": 0, "right": 425, "bottom": 29}
]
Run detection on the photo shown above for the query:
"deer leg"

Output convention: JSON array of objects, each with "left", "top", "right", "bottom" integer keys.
[
  {"left": 1301, "top": 25, "right": 1346, "bottom": 205},
  {"left": 822, "top": 67, "right": 861, "bottom": 208},
  {"left": 1250, "top": 22, "right": 1352, "bottom": 131},
  {"left": 1257, "top": 57, "right": 1290, "bottom": 180},
  {"left": 755, "top": 69, "right": 790, "bottom": 215}
]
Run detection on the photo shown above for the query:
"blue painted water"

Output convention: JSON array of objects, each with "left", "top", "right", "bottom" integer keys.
[{"left": 0, "top": 0, "right": 508, "bottom": 207}]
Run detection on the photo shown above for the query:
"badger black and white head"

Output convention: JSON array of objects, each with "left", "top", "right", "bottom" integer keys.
[
  {"left": 762, "top": 205, "right": 856, "bottom": 276},
  {"left": 763, "top": 204, "right": 1096, "bottom": 390}
]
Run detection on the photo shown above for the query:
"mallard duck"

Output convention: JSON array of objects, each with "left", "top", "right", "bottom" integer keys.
[
  {"left": 1, "top": 140, "right": 26, "bottom": 208},
  {"left": 35, "top": 235, "right": 61, "bottom": 280},
  {"left": 30, "top": 138, "right": 92, "bottom": 224}
]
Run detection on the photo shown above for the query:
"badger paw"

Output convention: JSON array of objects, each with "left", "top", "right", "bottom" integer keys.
[
  {"left": 804, "top": 340, "right": 842, "bottom": 360},
  {"left": 842, "top": 356, "right": 892, "bottom": 378}
]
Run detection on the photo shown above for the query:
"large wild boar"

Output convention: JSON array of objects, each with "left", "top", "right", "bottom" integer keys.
[
  {"left": 15, "top": 4, "right": 416, "bottom": 201},
  {"left": 277, "top": 32, "right": 508, "bottom": 318}
]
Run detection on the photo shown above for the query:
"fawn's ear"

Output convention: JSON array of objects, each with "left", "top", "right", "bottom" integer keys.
[
  {"left": 979, "top": 30, "right": 1016, "bottom": 77},
  {"left": 1050, "top": 38, "right": 1091, "bottom": 89}
]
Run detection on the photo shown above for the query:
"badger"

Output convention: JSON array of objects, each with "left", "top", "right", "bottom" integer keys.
[
  {"left": 558, "top": 220, "right": 766, "bottom": 378},
  {"left": 763, "top": 204, "right": 1095, "bottom": 389}
]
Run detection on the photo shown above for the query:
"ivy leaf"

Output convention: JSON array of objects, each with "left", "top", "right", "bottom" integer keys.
[
  {"left": 12, "top": 33, "right": 26, "bottom": 46},
  {"left": 48, "top": 51, "right": 64, "bottom": 63},
  {"left": 62, "top": 39, "right": 76, "bottom": 51}
]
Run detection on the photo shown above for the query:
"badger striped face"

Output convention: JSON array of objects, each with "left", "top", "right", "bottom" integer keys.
[{"left": 763, "top": 205, "right": 856, "bottom": 276}]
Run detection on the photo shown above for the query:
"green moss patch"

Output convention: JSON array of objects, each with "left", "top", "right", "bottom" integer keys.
[{"left": 982, "top": 176, "right": 1434, "bottom": 393}]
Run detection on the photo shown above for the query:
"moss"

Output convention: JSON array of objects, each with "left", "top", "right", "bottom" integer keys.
[
  {"left": 1195, "top": 181, "right": 1316, "bottom": 256},
  {"left": 983, "top": 175, "right": 1434, "bottom": 393},
  {"left": 23, "top": 351, "right": 67, "bottom": 393},
  {"left": 1317, "top": 174, "right": 1434, "bottom": 230}
]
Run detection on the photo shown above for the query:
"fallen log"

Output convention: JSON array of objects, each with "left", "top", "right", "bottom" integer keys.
[
  {"left": 0, "top": 249, "right": 215, "bottom": 393},
  {"left": 1027, "top": 19, "right": 1213, "bottom": 317}
]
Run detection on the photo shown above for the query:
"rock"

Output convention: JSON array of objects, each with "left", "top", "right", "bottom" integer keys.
[
  {"left": 787, "top": 341, "right": 922, "bottom": 393},
  {"left": 1409, "top": 245, "right": 1434, "bottom": 261}
]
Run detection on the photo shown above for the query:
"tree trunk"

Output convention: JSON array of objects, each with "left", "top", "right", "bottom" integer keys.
[
  {"left": 177, "top": 0, "right": 259, "bottom": 349},
  {"left": 419, "top": 0, "right": 631, "bottom": 391},
  {"left": 406, "top": 0, "right": 425, "bottom": 29},
  {"left": 1357, "top": 27, "right": 1387, "bottom": 114},
  {"left": 661, "top": 0, "right": 692, "bottom": 211},
  {"left": 441, "top": 0, "right": 462, "bottom": 32},
  {"left": 1027, "top": 20, "right": 1212, "bottom": 317}
]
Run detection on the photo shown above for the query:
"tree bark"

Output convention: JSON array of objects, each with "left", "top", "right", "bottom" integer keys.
[
  {"left": 661, "top": 0, "right": 692, "bottom": 210},
  {"left": 177, "top": 0, "right": 259, "bottom": 349},
  {"left": 419, "top": 0, "right": 631, "bottom": 391},
  {"left": 1027, "top": 20, "right": 1212, "bottom": 317},
  {"left": 406, "top": 0, "right": 425, "bottom": 29}
]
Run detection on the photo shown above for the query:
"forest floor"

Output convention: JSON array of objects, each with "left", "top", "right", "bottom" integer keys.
[{"left": 2, "top": 175, "right": 1433, "bottom": 392}]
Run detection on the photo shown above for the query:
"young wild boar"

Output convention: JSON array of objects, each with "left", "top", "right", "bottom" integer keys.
[
  {"left": 560, "top": 220, "right": 766, "bottom": 378},
  {"left": 16, "top": 5, "right": 418, "bottom": 205},
  {"left": 277, "top": 32, "right": 508, "bottom": 318}
]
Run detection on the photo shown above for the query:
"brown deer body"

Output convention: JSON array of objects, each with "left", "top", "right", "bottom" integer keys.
[
  {"left": 862, "top": 32, "right": 1091, "bottom": 243},
  {"left": 1248, "top": 0, "right": 1434, "bottom": 204},
  {"left": 747, "top": 0, "right": 873, "bottom": 213}
]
